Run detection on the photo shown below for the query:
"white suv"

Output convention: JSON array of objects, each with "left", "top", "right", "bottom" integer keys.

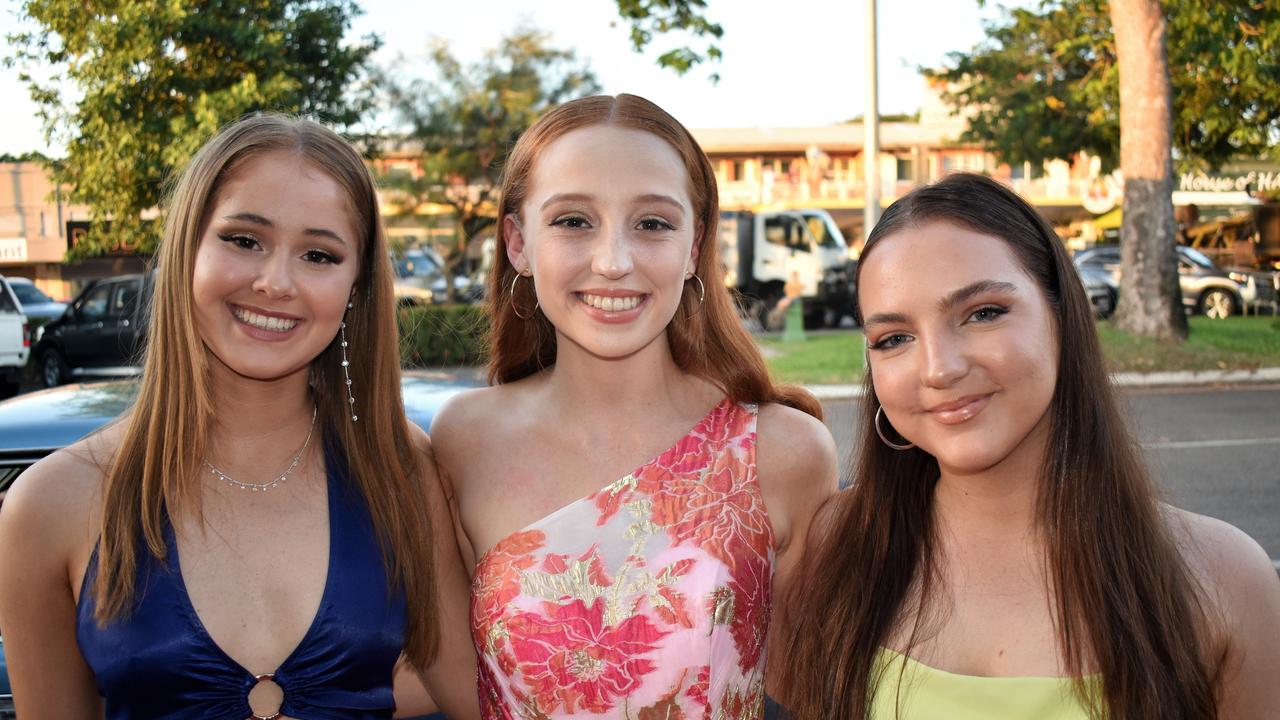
[{"left": 0, "top": 276, "right": 30, "bottom": 399}]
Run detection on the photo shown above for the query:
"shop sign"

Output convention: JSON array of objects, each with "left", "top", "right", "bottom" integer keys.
[
  {"left": 1178, "top": 170, "right": 1280, "bottom": 194},
  {"left": 0, "top": 237, "right": 28, "bottom": 263}
]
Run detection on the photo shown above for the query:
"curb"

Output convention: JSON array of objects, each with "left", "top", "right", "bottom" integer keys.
[{"left": 804, "top": 367, "right": 1280, "bottom": 401}]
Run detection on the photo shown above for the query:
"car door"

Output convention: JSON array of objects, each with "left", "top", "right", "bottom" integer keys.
[
  {"left": 109, "top": 277, "right": 146, "bottom": 366},
  {"left": 755, "top": 212, "right": 821, "bottom": 297},
  {"left": 62, "top": 281, "right": 114, "bottom": 367}
]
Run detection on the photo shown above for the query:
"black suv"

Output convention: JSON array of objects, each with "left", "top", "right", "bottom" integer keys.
[{"left": 33, "top": 273, "right": 153, "bottom": 387}]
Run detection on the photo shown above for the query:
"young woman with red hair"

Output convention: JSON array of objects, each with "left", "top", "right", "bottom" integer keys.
[{"left": 431, "top": 94, "right": 838, "bottom": 719}]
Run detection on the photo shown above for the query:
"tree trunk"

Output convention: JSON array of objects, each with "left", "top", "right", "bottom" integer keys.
[{"left": 1109, "top": 0, "right": 1187, "bottom": 341}]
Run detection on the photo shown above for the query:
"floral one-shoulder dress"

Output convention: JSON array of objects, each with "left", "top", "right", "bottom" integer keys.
[{"left": 471, "top": 399, "right": 773, "bottom": 720}]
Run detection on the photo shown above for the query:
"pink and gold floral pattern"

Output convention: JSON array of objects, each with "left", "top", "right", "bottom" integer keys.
[{"left": 472, "top": 400, "right": 772, "bottom": 719}]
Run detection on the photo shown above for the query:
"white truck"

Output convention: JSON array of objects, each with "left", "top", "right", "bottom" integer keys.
[
  {"left": 718, "top": 208, "right": 856, "bottom": 329},
  {"left": 0, "top": 276, "right": 31, "bottom": 399}
]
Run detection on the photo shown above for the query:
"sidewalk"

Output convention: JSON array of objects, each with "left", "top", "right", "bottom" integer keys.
[
  {"left": 415, "top": 365, "right": 1280, "bottom": 398},
  {"left": 804, "top": 366, "right": 1280, "bottom": 400}
]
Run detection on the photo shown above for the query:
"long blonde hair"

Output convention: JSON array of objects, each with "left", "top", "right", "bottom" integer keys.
[{"left": 94, "top": 114, "right": 440, "bottom": 667}]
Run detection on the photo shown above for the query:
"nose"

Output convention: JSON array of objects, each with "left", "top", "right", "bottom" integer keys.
[
  {"left": 251, "top": 253, "right": 297, "bottom": 300},
  {"left": 591, "top": 224, "right": 634, "bottom": 279},
  {"left": 921, "top": 331, "right": 969, "bottom": 388}
]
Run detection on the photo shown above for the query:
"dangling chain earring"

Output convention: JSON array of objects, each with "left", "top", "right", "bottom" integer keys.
[
  {"left": 510, "top": 269, "right": 539, "bottom": 320},
  {"left": 875, "top": 406, "right": 914, "bottom": 450},
  {"left": 340, "top": 300, "right": 357, "bottom": 422}
]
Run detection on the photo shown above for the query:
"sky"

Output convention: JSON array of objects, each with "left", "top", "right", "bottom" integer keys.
[{"left": 0, "top": 0, "right": 1032, "bottom": 156}]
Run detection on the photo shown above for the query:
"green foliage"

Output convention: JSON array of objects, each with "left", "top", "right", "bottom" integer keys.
[
  {"left": 398, "top": 304, "right": 489, "bottom": 367},
  {"left": 376, "top": 28, "right": 598, "bottom": 298},
  {"left": 7, "top": 0, "right": 379, "bottom": 257},
  {"left": 613, "top": 0, "right": 723, "bottom": 81},
  {"left": 930, "top": 0, "right": 1280, "bottom": 171}
]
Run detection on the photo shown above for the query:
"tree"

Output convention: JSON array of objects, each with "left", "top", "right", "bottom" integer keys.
[
  {"left": 612, "top": 0, "right": 724, "bottom": 80},
  {"left": 1109, "top": 0, "right": 1185, "bottom": 341},
  {"left": 931, "top": 0, "right": 1279, "bottom": 339},
  {"left": 7, "top": 0, "right": 379, "bottom": 257},
  {"left": 929, "top": 1, "right": 1280, "bottom": 172},
  {"left": 376, "top": 28, "right": 599, "bottom": 300}
]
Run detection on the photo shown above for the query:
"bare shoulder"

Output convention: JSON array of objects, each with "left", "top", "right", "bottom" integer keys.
[
  {"left": 429, "top": 384, "right": 515, "bottom": 454},
  {"left": 755, "top": 403, "right": 839, "bottom": 549},
  {"left": 0, "top": 421, "right": 123, "bottom": 557},
  {"left": 1168, "top": 508, "right": 1275, "bottom": 593},
  {"left": 755, "top": 402, "right": 839, "bottom": 491},
  {"left": 1166, "top": 507, "right": 1280, "bottom": 637}
]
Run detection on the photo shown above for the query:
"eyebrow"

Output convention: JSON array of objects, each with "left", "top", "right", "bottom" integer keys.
[
  {"left": 539, "top": 192, "right": 688, "bottom": 214},
  {"left": 937, "top": 280, "right": 1018, "bottom": 312},
  {"left": 862, "top": 280, "right": 1018, "bottom": 330},
  {"left": 223, "top": 212, "right": 348, "bottom": 245}
]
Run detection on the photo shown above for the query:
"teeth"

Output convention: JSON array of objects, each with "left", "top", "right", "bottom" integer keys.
[
  {"left": 581, "top": 294, "right": 642, "bottom": 312},
  {"left": 233, "top": 306, "right": 299, "bottom": 332}
]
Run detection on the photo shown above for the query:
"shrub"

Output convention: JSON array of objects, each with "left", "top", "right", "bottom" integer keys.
[{"left": 398, "top": 304, "right": 488, "bottom": 367}]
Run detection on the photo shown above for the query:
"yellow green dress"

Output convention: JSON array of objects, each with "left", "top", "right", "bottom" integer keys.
[{"left": 868, "top": 648, "right": 1096, "bottom": 720}]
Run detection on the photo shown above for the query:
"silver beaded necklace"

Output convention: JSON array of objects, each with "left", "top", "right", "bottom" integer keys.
[{"left": 203, "top": 405, "right": 318, "bottom": 492}]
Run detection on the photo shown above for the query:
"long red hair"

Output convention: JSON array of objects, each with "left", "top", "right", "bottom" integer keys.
[{"left": 486, "top": 93, "right": 819, "bottom": 418}]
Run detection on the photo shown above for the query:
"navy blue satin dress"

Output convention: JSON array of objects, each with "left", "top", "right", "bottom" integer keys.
[{"left": 76, "top": 442, "right": 407, "bottom": 719}]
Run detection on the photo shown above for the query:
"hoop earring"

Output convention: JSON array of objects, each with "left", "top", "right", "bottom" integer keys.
[
  {"left": 510, "top": 271, "right": 538, "bottom": 320},
  {"left": 875, "top": 406, "right": 913, "bottom": 450},
  {"left": 340, "top": 300, "right": 357, "bottom": 422},
  {"left": 687, "top": 274, "right": 706, "bottom": 306}
]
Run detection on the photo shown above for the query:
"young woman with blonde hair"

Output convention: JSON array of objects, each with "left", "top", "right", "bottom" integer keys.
[
  {"left": 0, "top": 115, "right": 478, "bottom": 719},
  {"left": 431, "top": 94, "right": 838, "bottom": 719},
  {"left": 781, "top": 173, "right": 1280, "bottom": 719}
]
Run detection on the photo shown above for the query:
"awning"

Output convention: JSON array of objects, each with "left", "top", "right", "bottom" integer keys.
[{"left": 1093, "top": 207, "right": 1122, "bottom": 230}]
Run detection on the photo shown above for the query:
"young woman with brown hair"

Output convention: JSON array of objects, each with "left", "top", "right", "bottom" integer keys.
[
  {"left": 0, "top": 115, "right": 478, "bottom": 719},
  {"left": 430, "top": 93, "right": 837, "bottom": 719},
  {"left": 781, "top": 173, "right": 1280, "bottom": 719}
]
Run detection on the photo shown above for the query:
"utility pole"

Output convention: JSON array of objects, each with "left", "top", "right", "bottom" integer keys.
[{"left": 863, "top": 0, "right": 880, "bottom": 239}]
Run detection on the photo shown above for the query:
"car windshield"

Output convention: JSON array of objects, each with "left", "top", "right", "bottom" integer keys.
[
  {"left": 1180, "top": 247, "right": 1216, "bottom": 269},
  {"left": 1079, "top": 248, "right": 1120, "bottom": 265},
  {"left": 12, "top": 282, "right": 53, "bottom": 305}
]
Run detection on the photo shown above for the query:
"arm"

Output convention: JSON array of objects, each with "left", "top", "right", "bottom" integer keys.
[
  {"left": 399, "top": 424, "right": 481, "bottom": 720},
  {"left": 753, "top": 403, "right": 840, "bottom": 702},
  {"left": 0, "top": 450, "right": 105, "bottom": 719}
]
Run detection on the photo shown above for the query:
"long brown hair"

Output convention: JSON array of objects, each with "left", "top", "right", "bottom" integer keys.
[
  {"left": 782, "top": 173, "right": 1215, "bottom": 719},
  {"left": 94, "top": 115, "right": 440, "bottom": 667},
  {"left": 487, "top": 93, "right": 819, "bottom": 418}
]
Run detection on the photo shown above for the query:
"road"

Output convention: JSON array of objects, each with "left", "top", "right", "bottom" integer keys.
[{"left": 819, "top": 385, "right": 1280, "bottom": 563}]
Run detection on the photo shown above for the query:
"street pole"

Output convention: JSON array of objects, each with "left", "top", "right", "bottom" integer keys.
[{"left": 863, "top": 0, "right": 880, "bottom": 240}]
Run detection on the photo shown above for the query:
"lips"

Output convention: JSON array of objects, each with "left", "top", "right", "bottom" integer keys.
[
  {"left": 231, "top": 304, "right": 301, "bottom": 333},
  {"left": 927, "top": 394, "right": 992, "bottom": 425}
]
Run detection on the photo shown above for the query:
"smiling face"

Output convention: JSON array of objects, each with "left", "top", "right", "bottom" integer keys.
[
  {"left": 191, "top": 150, "right": 362, "bottom": 382},
  {"left": 858, "top": 221, "right": 1060, "bottom": 476},
  {"left": 504, "top": 124, "right": 700, "bottom": 361}
]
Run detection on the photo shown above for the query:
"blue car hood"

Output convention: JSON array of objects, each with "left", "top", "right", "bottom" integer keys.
[{"left": 0, "top": 370, "right": 479, "bottom": 453}]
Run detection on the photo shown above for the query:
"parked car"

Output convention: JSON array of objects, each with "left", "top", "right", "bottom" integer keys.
[
  {"left": 0, "top": 371, "right": 475, "bottom": 719},
  {"left": 0, "top": 277, "right": 30, "bottom": 400},
  {"left": 392, "top": 247, "right": 479, "bottom": 304},
  {"left": 32, "top": 273, "right": 153, "bottom": 387},
  {"left": 1073, "top": 245, "right": 1257, "bottom": 319},
  {"left": 5, "top": 278, "right": 66, "bottom": 327},
  {"left": 1076, "top": 264, "right": 1118, "bottom": 318}
]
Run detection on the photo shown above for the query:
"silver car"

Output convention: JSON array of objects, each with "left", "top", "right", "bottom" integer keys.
[{"left": 1073, "top": 245, "right": 1257, "bottom": 319}]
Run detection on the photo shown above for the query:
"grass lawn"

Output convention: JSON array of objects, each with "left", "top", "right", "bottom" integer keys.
[{"left": 760, "top": 316, "right": 1280, "bottom": 384}]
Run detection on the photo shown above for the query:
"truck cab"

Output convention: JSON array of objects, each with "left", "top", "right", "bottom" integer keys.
[
  {"left": 719, "top": 208, "right": 854, "bottom": 329},
  {"left": 0, "top": 276, "right": 31, "bottom": 399}
]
